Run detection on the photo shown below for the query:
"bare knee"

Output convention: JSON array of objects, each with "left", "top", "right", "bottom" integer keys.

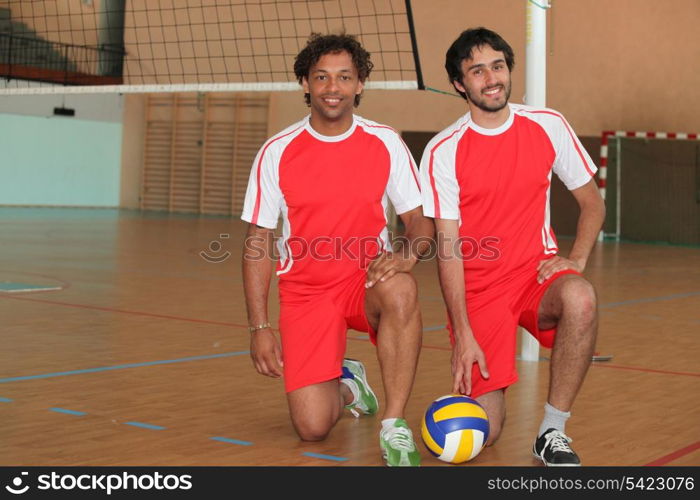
[
  {"left": 372, "top": 273, "right": 418, "bottom": 320},
  {"left": 292, "top": 416, "right": 334, "bottom": 442},
  {"left": 287, "top": 381, "right": 341, "bottom": 441},
  {"left": 485, "top": 414, "right": 504, "bottom": 446},
  {"left": 561, "top": 278, "right": 597, "bottom": 324},
  {"left": 476, "top": 390, "right": 506, "bottom": 447}
]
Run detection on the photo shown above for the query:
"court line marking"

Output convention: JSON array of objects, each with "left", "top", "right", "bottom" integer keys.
[
  {"left": 600, "top": 291, "right": 700, "bottom": 309},
  {"left": 0, "top": 294, "right": 248, "bottom": 328},
  {"left": 347, "top": 336, "right": 700, "bottom": 377},
  {"left": 7, "top": 369, "right": 696, "bottom": 466},
  {"left": 49, "top": 407, "right": 86, "bottom": 416},
  {"left": 2, "top": 290, "right": 698, "bottom": 333},
  {"left": 0, "top": 351, "right": 250, "bottom": 384},
  {"left": 210, "top": 437, "right": 253, "bottom": 446},
  {"left": 124, "top": 421, "right": 166, "bottom": 431},
  {"left": 301, "top": 452, "right": 348, "bottom": 462},
  {"left": 423, "top": 325, "right": 446, "bottom": 332},
  {"left": 586, "top": 363, "right": 700, "bottom": 378},
  {"left": 2, "top": 334, "right": 696, "bottom": 385},
  {"left": 422, "top": 291, "right": 700, "bottom": 310},
  {"left": 348, "top": 335, "right": 450, "bottom": 352},
  {"left": 645, "top": 441, "right": 700, "bottom": 466},
  {"left": 2, "top": 293, "right": 698, "bottom": 381},
  {"left": 0, "top": 397, "right": 13, "bottom": 402}
]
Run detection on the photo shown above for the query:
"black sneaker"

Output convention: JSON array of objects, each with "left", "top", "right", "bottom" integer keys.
[{"left": 533, "top": 428, "right": 581, "bottom": 466}]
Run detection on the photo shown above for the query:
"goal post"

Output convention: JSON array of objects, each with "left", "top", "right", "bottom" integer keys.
[{"left": 598, "top": 130, "right": 700, "bottom": 243}]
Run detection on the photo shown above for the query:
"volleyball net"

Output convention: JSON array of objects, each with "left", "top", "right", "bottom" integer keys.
[{"left": 0, "top": 0, "right": 423, "bottom": 95}]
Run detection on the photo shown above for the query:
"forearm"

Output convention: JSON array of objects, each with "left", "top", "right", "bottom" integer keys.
[
  {"left": 243, "top": 259, "right": 272, "bottom": 325},
  {"left": 568, "top": 199, "right": 606, "bottom": 269},
  {"left": 398, "top": 207, "right": 435, "bottom": 262},
  {"left": 438, "top": 257, "right": 474, "bottom": 339},
  {"left": 242, "top": 228, "right": 274, "bottom": 325}
]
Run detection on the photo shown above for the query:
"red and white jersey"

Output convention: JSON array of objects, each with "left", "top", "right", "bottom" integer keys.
[
  {"left": 420, "top": 103, "right": 597, "bottom": 293},
  {"left": 242, "top": 114, "right": 421, "bottom": 293}
]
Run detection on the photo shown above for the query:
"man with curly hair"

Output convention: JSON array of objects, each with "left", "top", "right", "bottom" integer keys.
[{"left": 241, "top": 33, "right": 433, "bottom": 466}]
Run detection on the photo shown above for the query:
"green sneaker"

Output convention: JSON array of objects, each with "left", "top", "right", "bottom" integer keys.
[
  {"left": 340, "top": 358, "right": 378, "bottom": 416},
  {"left": 379, "top": 418, "right": 421, "bottom": 466}
]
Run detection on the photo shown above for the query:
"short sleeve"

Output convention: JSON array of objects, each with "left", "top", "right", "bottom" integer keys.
[
  {"left": 240, "top": 143, "right": 283, "bottom": 229},
  {"left": 551, "top": 115, "right": 598, "bottom": 191},
  {"left": 419, "top": 139, "right": 460, "bottom": 220},
  {"left": 385, "top": 136, "right": 422, "bottom": 215}
]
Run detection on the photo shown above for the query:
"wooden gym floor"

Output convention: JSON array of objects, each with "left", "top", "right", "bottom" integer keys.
[{"left": 0, "top": 207, "right": 698, "bottom": 466}]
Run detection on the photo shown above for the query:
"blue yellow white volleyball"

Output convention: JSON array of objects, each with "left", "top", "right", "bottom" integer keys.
[{"left": 421, "top": 394, "right": 490, "bottom": 464}]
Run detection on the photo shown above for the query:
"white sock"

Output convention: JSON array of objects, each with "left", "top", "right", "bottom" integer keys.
[
  {"left": 538, "top": 402, "right": 570, "bottom": 437},
  {"left": 381, "top": 418, "right": 399, "bottom": 431},
  {"left": 340, "top": 377, "right": 359, "bottom": 405}
]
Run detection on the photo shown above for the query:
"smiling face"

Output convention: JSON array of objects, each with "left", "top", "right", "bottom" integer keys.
[
  {"left": 453, "top": 44, "right": 512, "bottom": 115},
  {"left": 302, "top": 50, "right": 364, "bottom": 135}
]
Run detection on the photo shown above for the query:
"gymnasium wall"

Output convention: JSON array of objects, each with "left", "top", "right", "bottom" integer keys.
[
  {"left": 267, "top": 0, "right": 700, "bottom": 135},
  {"left": 0, "top": 93, "right": 123, "bottom": 207}
]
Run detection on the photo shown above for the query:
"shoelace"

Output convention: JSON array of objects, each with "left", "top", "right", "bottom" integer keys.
[
  {"left": 545, "top": 430, "right": 573, "bottom": 453},
  {"left": 347, "top": 398, "right": 369, "bottom": 418},
  {"left": 384, "top": 426, "right": 416, "bottom": 451},
  {"left": 343, "top": 378, "right": 363, "bottom": 418}
]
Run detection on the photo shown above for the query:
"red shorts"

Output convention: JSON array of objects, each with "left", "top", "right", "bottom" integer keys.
[
  {"left": 448, "top": 269, "right": 581, "bottom": 398},
  {"left": 278, "top": 270, "right": 376, "bottom": 393}
]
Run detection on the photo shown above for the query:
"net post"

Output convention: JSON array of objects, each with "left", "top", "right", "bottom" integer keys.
[
  {"left": 404, "top": 0, "right": 424, "bottom": 90},
  {"left": 521, "top": 0, "right": 550, "bottom": 363}
]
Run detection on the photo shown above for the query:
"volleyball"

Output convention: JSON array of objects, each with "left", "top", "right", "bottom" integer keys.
[{"left": 421, "top": 394, "right": 490, "bottom": 464}]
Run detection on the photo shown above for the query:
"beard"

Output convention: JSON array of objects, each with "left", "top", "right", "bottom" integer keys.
[{"left": 466, "top": 81, "right": 512, "bottom": 113}]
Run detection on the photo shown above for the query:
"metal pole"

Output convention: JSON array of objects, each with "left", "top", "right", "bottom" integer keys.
[
  {"left": 525, "top": 0, "right": 549, "bottom": 108},
  {"left": 520, "top": 0, "right": 550, "bottom": 362},
  {"left": 404, "top": 0, "right": 425, "bottom": 90},
  {"left": 616, "top": 137, "right": 622, "bottom": 241}
]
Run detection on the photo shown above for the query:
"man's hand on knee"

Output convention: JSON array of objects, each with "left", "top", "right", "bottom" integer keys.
[
  {"left": 537, "top": 256, "right": 583, "bottom": 284},
  {"left": 365, "top": 251, "right": 416, "bottom": 288}
]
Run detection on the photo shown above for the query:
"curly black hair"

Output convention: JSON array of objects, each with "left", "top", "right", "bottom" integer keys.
[{"left": 294, "top": 33, "right": 373, "bottom": 107}]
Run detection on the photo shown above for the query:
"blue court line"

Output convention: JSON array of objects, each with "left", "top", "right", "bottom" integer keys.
[
  {"left": 210, "top": 436, "right": 253, "bottom": 446},
  {"left": 124, "top": 421, "right": 165, "bottom": 431},
  {"left": 352, "top": 325, "right": 445, "bottom": 338},
  {"left": 49, "top": 407, "right": 86, "bottom": 416},
  {"left": 601, "top": 291, "right": 700, "bottom": 309},
  {"left": 0, "top": 397, "right": 12, "bottom": 402},
  {"left": 424, "top": 291, "right": 700, "bottom": 310},
  {"left": 302, "top": 452, "right": 348, "bottom": 462},
  {"left": 423, "top": 325, "right": 446, "bottom": 332},
  {"left": 420, "top": 292, "right": 699, "bottom": 329},
  {"left": 0, "top": 351, "right": 251, "bottom": 384}
]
